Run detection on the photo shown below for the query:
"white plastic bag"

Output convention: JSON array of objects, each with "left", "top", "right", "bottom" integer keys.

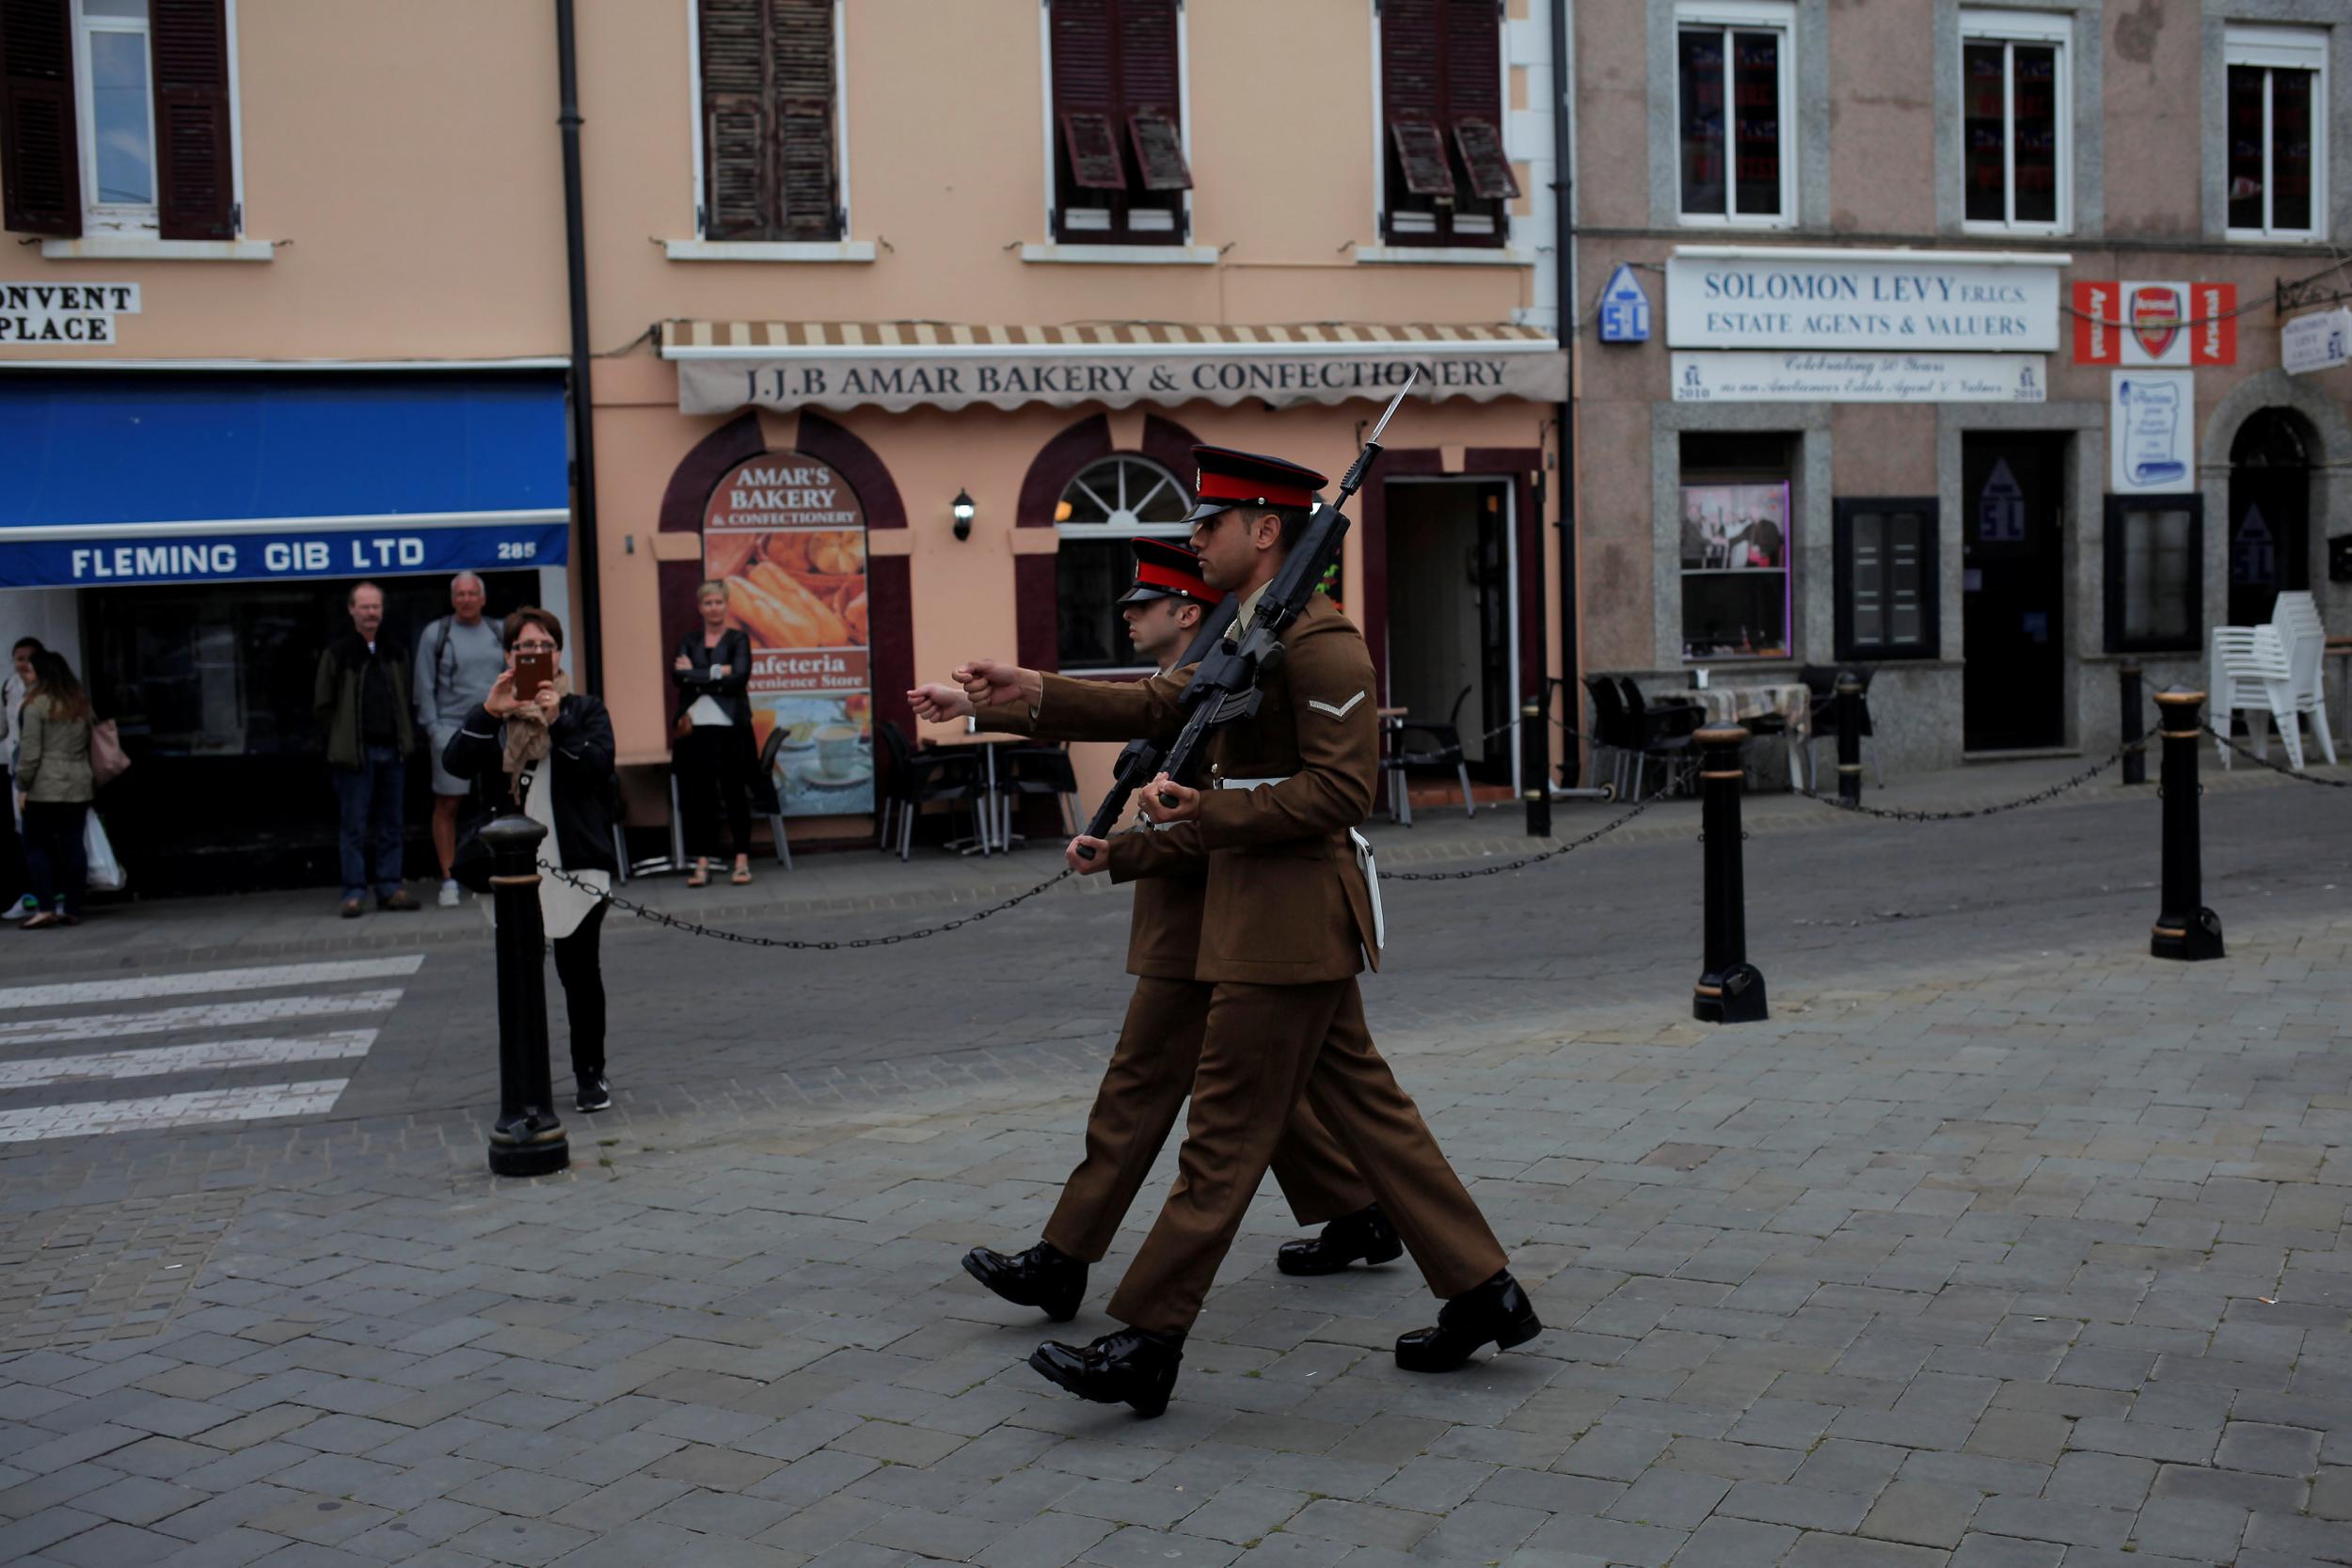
[{"left": 85, "top": 810, "right": 126, "bottom": 894}]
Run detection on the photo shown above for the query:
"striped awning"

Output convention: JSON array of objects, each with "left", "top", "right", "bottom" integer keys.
[{"left": 658, "top": 320, "right": 1564, "bottom": 416}]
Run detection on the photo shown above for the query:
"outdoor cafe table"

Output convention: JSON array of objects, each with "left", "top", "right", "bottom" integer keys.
[{"left": 1689, "top": 682, "right": 1812, "bottom": 787}]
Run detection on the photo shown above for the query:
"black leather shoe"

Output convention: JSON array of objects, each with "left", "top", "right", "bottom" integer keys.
[
  {"left": 1027, "top": 1327, "right": 1184, "bottom": 1418},
  {"left": 1395, "top": 1271, "right": 1542, "bottom": 1371},
  {"left": 1277, "top": 1203, "right": 1403, "bottom": 1276},
  {"left": 961, "top": 1240, "right": 1087, "bottom": 1323}
]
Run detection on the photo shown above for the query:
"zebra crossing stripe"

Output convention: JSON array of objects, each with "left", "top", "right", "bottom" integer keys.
[
  {"left": 0, "top": 1081, "right": 351, "bottom": 1143},
  {"left": 0, "top": 956, "right": 423, "bottom": 1012},
  {"left": 0, "top": 1030, "right": 378, "bottom": 1089},
  {"left": 0, "top": 990, "right": 404, "bottom": 1049}
]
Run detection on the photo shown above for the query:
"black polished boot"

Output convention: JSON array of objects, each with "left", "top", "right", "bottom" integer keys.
[
  {"left": 1394, "top": 1270, "right": 1542, "bottom": 1371},
  {"left": 961, "top": 1240, "right": 1087, "bottom": 1323},
  {"left": 1027, "top": 1327, "right": 1184, "bottom": 1418},
  {"left": 1277, "top": 1203, "right": 1404, "bottom": 1276}
]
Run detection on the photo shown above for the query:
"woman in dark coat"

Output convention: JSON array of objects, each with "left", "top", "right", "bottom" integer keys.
[
  {"left": 672, "top": 579, "right": 769, "bottom": 886},
  {"left": 443, "top": 608, "right": 620, "bottom": 1114}
]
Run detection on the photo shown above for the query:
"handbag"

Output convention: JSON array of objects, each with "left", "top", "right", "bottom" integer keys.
[
  {"left": 84, "top": 809, "right": 126, "bottom": 894},
  {"left": 88, "top": 720, "right": 130, "bottom": 787},
  {"left": 451, "top": 762, "right": 537, "bottom": 895}
]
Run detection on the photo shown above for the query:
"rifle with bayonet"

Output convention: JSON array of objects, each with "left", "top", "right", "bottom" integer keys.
[
  {"left": 1071, "top": 371, "right": 1417, "bottom": 861},
  {"left": 1073, "top": 593, "right": 1239, "bottom": 851}
]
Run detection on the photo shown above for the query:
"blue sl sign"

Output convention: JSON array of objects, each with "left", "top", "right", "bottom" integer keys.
[{"left": 1598, "top": 263, "right": 1651, "bottom": 344}]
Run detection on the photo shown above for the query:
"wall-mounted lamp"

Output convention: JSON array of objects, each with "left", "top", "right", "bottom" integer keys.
[{"left": 950, "top": 488, "right": 976, "bottom": 542}]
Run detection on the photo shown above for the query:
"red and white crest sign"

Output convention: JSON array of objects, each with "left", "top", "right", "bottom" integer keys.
[
  {"left": 2074, "top": 280, "right": 2236, "bottom": 366},
  {"left": 2128, "top": 286, "right": 2182, "bottom": 360}
]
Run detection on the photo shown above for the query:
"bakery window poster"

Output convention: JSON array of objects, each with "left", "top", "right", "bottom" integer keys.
[{"left": 703, "top": 451, "right": 874, "bottom": 816}]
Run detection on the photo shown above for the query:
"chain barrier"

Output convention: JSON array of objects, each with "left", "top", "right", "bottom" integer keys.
[
  {"left": 1383, "top": 787, "right": 1662, "bottom": 880},
  {"left": 1792, "top": 736, "right": 2151, "bottom": 822},
  {"left": 2201, "top": 724, "right": 2352, "bottom": 787},
  {"left": 538, "top": 860, "right": 1073, "bottom": 949}
]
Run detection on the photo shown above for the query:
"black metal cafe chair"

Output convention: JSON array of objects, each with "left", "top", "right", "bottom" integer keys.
[{"left": 876, "top": 720, "right": 987, "bottom": 862}]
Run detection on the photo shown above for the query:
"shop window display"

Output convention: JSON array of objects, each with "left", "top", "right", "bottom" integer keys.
[{"left": 1679, "top": 451, "right": 1792, "bottom": 660}]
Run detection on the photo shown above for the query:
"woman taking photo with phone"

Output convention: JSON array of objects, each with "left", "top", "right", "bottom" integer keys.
[
  {"left": 15, "top": 649, "right": 95, "bottom": 930},
  {"left": 442, "top": 609, "right": 621, "bottom": 1114},
  {"left": 671, "top": 579, "right": 769, "bottom": 887}
]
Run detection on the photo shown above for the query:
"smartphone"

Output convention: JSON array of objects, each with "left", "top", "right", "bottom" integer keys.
[{"left": 512, "top": 649, "right": 554, "bottom": 703}]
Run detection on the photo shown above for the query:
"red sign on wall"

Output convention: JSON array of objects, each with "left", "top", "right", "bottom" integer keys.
[{"left": 2073, "top": 281, "right": 2236, "bottom": 366}]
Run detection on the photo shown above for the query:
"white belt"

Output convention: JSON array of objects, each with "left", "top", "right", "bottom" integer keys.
[{"left": 1212, "top": 776, "right": 1384, "bottom": 957}]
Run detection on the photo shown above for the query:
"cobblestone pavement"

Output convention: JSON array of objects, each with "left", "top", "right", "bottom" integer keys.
[{"left": 0, "top": 766, "right": 2347, "bottom": 1567}]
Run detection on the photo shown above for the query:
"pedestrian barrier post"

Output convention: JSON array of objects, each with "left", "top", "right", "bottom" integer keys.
[
  {"left": 1692, "top": 724, "right": 1768, "bottom": 1023},
  {"left": 1836, "top": 673, "right": 1864, "bottom": 807},
  {"left": 2151, "top": 688, "right": 2224, "bottom": 963},
  {"left": 483, "top": 815, "right": 570, "bottom": 1176},
  {"left": 2120, "top": 659, "right": 2147, "bottom": 787},
  {"left": 1522, "top": 697, "right": 1551, "bottom": 838}
]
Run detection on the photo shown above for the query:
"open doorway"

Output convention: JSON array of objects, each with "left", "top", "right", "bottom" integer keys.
[
  {"left": 2227, "top": 409, "right": 2313, "bottom": 628},
  {"left": 1962, "top": 434, "right": 2069, "bottom": 751},
  {"left": 1383, "top": 478, "right": 1516, "bottom": 787}
]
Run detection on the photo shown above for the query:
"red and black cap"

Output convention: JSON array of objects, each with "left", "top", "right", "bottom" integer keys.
[
  {"left": 1118, "top": 537, "right": 1225, "bottom": 608},
  {"left": 1184, "top": 445, "right": 1328, "bottom": 527}
]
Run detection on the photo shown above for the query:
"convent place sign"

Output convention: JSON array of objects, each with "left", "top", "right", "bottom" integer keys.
[{"left": 1665, "top": 247, "right": 2065, "bottom": 354}]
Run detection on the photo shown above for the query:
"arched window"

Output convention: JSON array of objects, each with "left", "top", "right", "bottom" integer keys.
[{"left": 1055, "top": 454, "right": 1191, "bottom": 672}]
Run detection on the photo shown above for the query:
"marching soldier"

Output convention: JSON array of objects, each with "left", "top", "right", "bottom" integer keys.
[
  {"left": 911, "top": 539, "right": 1401, "bottom": 1325},
  {"left": 933, "top": 446, "right": 1540, "bottom": 1417}
]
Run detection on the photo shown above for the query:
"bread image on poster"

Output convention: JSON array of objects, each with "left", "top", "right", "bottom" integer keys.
[{"left": 703, "top": 451, "right": 876, "bottom": 817}]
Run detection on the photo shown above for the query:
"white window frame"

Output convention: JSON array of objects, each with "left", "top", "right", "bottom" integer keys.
[
  {"left": 682, "top": 0, "right": 855, "bottom": 251},
  {"left": 73, "top": 0, "right": 157, "bottom": 233},
  {"left": 1958, "top": 8, "right": 2071, "bottom": 236},
  {"left": 1033, "top": 0, "right": 1195, "bottom": 258},
  {"left": 2223, "top": 24, "right": 2329, "bottom": 243},
  {"left": 1672, "top": 0, "right": 1799, "bottom": 230},
  {"left": 1054, "top": 453, "right": 1194, "bottom": 677}
]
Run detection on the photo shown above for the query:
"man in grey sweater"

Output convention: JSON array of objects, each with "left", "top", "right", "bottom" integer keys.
[{"left": 414, "top": 573, "right": 508, "bottom": 905}]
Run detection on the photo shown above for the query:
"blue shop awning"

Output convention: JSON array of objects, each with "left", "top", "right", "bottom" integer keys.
[{"left": 0, "top": 372, "right": 571, "bottom": 588}]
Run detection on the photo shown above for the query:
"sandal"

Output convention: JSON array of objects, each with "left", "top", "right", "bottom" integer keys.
[
  {"left": 20, "top": 911, "right": 56, "bottom": 930},
  {"left": 686, "top": 858, "right": 710, "bottom": 889},
  {"left": 731, "top": 865, "right": 753, "bottom": 886}
]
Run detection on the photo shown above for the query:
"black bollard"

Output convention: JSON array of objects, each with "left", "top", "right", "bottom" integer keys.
[
  {"left": 482, "top": 814, "right": 570, "bottom": 1176},
  {"left": 2150, "top": 688, "right": 2224, "bottom": 962},
  {"left": 1692, "top": 725, "right": 1769, "bottom": 1023},
  {"left": 2120, "top": 659, "right": 2147, "bottom": 786},
  {"left": 1835, "top": 673, "right": 1864, "bottom": 806},
  {"left": 1522, "top": 697, "right": 1551, "bottom": 838}
]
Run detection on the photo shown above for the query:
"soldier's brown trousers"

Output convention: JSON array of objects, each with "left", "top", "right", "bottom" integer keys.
[
  {"left": 1106, "top": 977, "right": 1508, "bottom": 1334},
  {"left": 1043, "top": 976, "right": 1372, "bottom": 1263}
]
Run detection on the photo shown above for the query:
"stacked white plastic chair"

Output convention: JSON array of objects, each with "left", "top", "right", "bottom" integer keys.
[
  {"left": 2209, "top": 624, "right": 2301, "bottom": 771},
  {"left": 2268, "top": 591, "right": 2338, "bottom": 767}
]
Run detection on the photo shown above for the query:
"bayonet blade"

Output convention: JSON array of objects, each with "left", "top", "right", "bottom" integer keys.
[{"left": 1364, "top": 367, "right": 1419, "bottom": 446}]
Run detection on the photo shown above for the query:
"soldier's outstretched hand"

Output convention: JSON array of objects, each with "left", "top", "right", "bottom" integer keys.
[
  {"left": 1137, "top": 773, "right": 1200, "bottom": 825},
  {"left": 906, "top": 683, "right": 974, "bottom": 723},
  {"left": 954, "top": 658, "right": 1040, "bottom": 711},
  {"left": 1065, "top": 834, "right": 1111, "bottom": 874}
]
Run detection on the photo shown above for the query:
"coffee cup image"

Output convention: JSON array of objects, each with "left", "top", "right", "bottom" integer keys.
[{"left": 816, "top": 723, "right": 863, "bottom": 771}]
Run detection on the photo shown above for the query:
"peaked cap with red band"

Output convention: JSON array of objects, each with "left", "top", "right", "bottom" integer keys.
[
  {"left": 1118, "top": 537, "right": 1225, "bottom": 608},
  {"left": 1184, "top": 445, "right": 1328, "bottom": 527}
]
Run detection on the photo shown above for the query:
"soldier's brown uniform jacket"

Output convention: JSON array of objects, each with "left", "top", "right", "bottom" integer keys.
[{"left": 1022, "top": 594, "right": 1380, "bottom": 984}]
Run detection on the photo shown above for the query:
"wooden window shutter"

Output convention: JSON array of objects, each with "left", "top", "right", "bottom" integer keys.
[
  {"left": 0, "top": 0, "right": 82, "bottom": 237},
  {"left": 151, "top": 0, "right": 235, "bottom": 240},
  {"left": 1381, "top": 0, "right": 1454, "bottom": 198},
  {"left": 1443, "top": 0, "right": 1517, "bottom": 199},
  {"left": 700, "top": 0, "right": 838, "bottom": 241},
  {"left": 1051, "top": 0, "right": 1120, "bottom": 191},
  {"left": 701, "top": 0, "right": 771, "bottom": 238},
  {"left": 1117, "top": 0, "right": 1186, "bottom": 189},
  {"left": 769, "top": 0, "right": 837, "bottom": 240}
]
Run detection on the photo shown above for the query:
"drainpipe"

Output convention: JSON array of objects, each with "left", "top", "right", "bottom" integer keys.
[
  {"left": 1550, "top": 0, "right": 1579, "bottom": 785},
  {"left": 556, "top": 0, "right": 604, "bottom": 696}
]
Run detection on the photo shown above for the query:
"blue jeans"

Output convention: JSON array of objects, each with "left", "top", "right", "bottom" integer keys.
[{"left": 332, "top": 744, "right": 407, "bottom": 900}]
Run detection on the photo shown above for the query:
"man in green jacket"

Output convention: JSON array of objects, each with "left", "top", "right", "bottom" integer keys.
[{"left": 313, "top": 581, "right": 419, "bottom": 917}]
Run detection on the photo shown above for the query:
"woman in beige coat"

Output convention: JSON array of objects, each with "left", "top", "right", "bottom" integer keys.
[{"left": 16, "top": 649, "right": 95, "bottom": 929}]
